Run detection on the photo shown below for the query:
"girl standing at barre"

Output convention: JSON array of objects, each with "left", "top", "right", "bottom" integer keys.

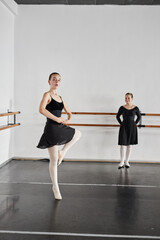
[
  {"left": 116, "top": 93, "right": 141, "bottom": 169},
  {"left": 37, "top": 72, "right": 81, "bottom": 200}
]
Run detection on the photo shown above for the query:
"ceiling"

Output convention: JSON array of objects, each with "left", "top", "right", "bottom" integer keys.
[{"left": 13, "top": 0, "right": 160, "bottom": 5}]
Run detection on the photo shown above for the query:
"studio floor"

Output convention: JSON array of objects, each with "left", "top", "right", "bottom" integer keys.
[{"left": 0, "top": 160, "right": 160, "bottom": 240}]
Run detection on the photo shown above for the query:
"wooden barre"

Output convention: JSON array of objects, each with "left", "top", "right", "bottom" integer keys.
[
  {"left": 0, "top": 112, "right": 20, "bottom": 117},
  {"left": 0, "top": 111, "right": 20, "bottom": 131},
  {"left": 0, "top": 124, "right": 20, "bottom": 131},
  {"left": 62, "top": 112, "right": 160, "bottom": 116},
  {"left": 62, "top": 112, "right": 160, "bottom": 128},
  {"left": 67, "top": 124, "right": 119, "bottom": 127},
  {"left": 62, "top": 112, "right": 117, "bottom": 115},
  {"left": 66, "top": 123, "right": 160, "bottom": 128},
  {"left": 142, "top": 125, "right": 160, "bottom": 128},
  {"left": 143, "top": 113, "right": 160, "bottom": 117}
]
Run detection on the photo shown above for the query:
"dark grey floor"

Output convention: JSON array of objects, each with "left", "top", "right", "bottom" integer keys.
[{"left": 0, "top": 160, "right": 160, "bottom": 240}]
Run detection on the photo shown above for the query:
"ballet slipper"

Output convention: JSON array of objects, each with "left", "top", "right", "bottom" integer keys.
[
  {"left": 52, "top": 186, "right": 62, "bottom": 200},
  {"left": 118, "top": 165, "right": 124, "bottom": 169},
  {"left": 57, "top": 150, "right": 63, "bottom": 166},
  {"left": 118, "top": 161, "right": 125, "bottom": 169},
  {"left": 125, "top": 162, "right": 130, "bottom": 168}
]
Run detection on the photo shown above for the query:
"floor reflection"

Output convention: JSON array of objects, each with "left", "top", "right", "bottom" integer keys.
[
  {"left": 115, "top": 169, "right": 139, "bottom": 227},
  {"left": 47, "top": 198, "right": 62, "bottom": 232},
  {"left": 0, "top": 195, "right": 19, "bottom": 221}
]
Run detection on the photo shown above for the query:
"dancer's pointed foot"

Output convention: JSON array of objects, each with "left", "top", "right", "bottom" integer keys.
[
  {"left": 57, "top": 150, "right": 63, "bottom": 166},
  {"left": 52, "top": 187, "right": 62, "bottom": 200}
]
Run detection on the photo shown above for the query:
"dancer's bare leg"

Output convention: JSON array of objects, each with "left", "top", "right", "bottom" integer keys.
[
  {"left": 58, "top": 129, "right": 81, "bottom": 166},
  {"left": 118, "top": 145, "right": 126, "bottom": 169},
  {"left": 48, "top": 145, "right": 62, "bottom": 200},
  {"left": 125, "top": 145, "right": 132, "bottom": 168}
]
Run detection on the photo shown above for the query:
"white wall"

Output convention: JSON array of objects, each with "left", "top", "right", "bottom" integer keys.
[
  {"left": 0, "top": 0, "right": 17, "bottom": 166},
  {"left": 14, "top": 5, "right": 160, "bottom": 162}
]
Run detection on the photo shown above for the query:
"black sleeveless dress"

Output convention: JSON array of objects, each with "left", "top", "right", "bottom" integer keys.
[
  {"left": 116, "top": 106, "right": 141, "bottom": 146},
  {"left": 37, "top": 97, "right": 75, "bottom": 149}
]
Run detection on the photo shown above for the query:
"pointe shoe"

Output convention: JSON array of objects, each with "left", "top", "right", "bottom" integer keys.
[
  {"left": 52, "top": 187, "right": 62, "bottom": 200},
  {"left": 125, "top": 163, "right": 130, "bottom": 168},
  {"left": 118, "top": 165, "right": 124, "bottom": 169},
  {"left": 57, "top": 150, "right": 63, "bottom": 166}
]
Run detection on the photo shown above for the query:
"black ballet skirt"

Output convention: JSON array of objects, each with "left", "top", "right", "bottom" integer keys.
[
  {"left": 37, "top": 97, "right": 75, "bottom": 149},
  {"left": 116, "top": 106, "right": 141, "bottom": 146}
]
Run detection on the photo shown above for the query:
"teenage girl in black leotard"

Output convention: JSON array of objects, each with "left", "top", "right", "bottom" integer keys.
[
  {"left": 116, "top": 93, "right": 141, "bottom": 169},
  {"left": 37, "top": 72, "right": 81, "bottom": 199}
]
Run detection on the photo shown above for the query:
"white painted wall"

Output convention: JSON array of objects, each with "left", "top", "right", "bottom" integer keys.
[
  {"left": 0, "top": 0, "right": 17, "bottom": 165},
  {"left": 14, "top": 5, "right": 160, "bottom": 162}
]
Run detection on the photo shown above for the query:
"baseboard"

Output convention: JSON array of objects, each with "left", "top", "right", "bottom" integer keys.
[
  {"left": 12, "top": 157, "right": 160, "bottom": 164},
  {"left": 12, "top": 157, "right": 47, "bottom": 161}
]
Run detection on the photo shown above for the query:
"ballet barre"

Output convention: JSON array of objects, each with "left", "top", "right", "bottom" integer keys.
[
  {"left": 0, "top": 111, "right": 20, "bottom": 131},
  {"left": 62, "top": 112, "right": 160, "bottom": 128}
]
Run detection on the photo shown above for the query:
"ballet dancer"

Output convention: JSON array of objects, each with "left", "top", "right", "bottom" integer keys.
[
  {"left": 37, "top": 72, "right": 81, "bottom": 200},
  {"left": 116, "top": 93, "right": 141, "bottom": 169}
]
